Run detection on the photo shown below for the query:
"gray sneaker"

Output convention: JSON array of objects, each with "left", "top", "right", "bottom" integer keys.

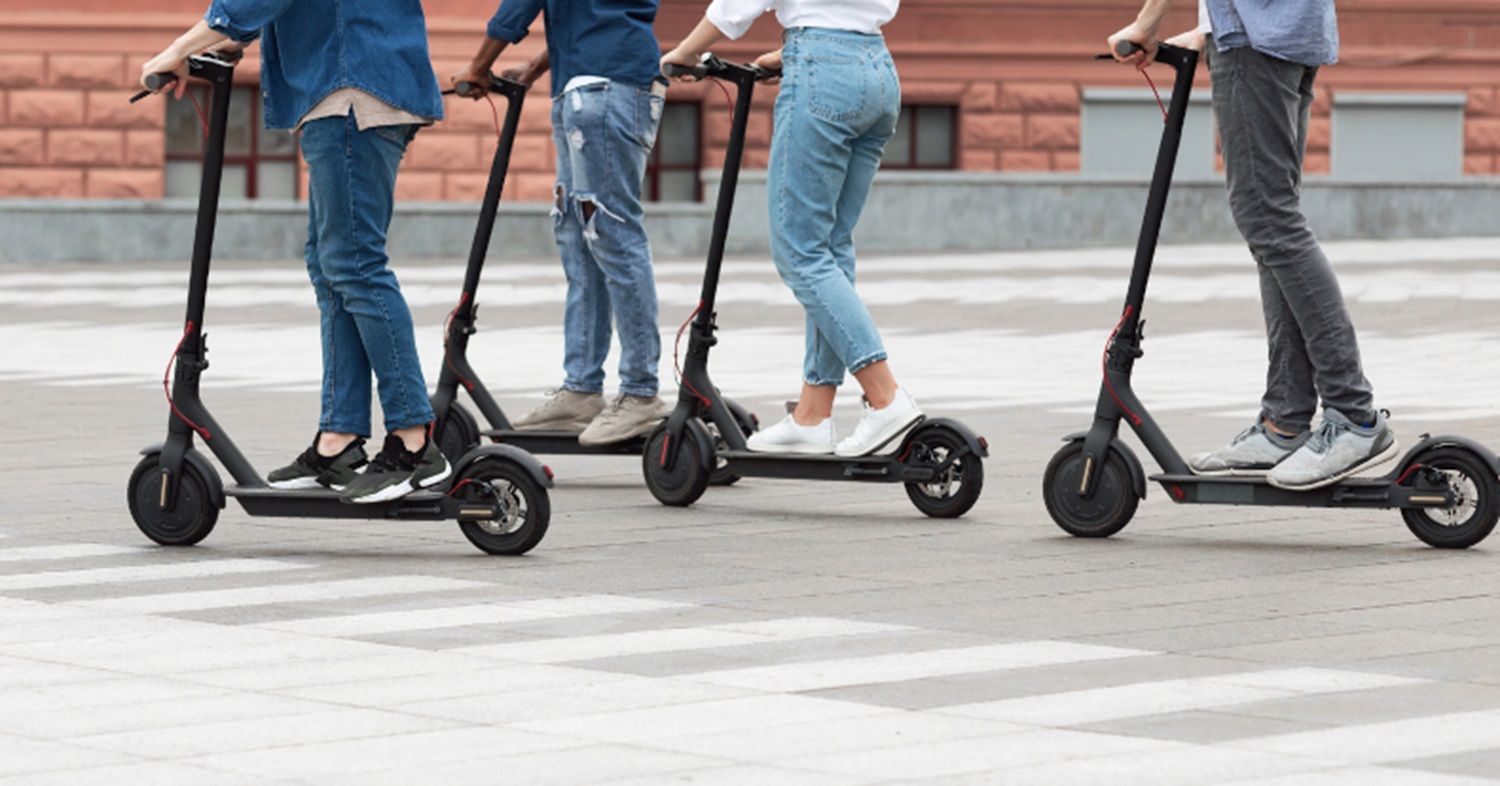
[
  {"left": 340, "top": 434, "right": 452, "bottom": 504},
  {"left": 578, "top": 394, "right": 671, "bottom": 447},
  {"left": 1268, "top": 409, "right": 1399, "bottom": 491},
  {"left": 513, "top": 388, "right": 605, "bottom": 432},
  {"left": 1190, "top": 422, "right": 1307, "bottom": 476},
  {"left": 268, "top": 436, "right": 368, "bottom": 490}
]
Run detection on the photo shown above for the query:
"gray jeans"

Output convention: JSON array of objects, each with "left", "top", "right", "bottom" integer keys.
[{"left": 1209, "top": 41, "right": 1376, "bottom": 432}]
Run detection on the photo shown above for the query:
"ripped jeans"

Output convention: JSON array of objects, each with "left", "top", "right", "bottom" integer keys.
[{"left": 550, "top": 79, "right": 664, "bottom": 398}]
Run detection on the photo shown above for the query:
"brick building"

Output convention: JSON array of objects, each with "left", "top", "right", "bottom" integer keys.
[{"left": 3, "top": 0, "right": 1500, "bottom": 203}]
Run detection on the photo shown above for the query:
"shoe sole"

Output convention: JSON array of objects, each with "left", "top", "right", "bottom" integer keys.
[
  {"left": 835, "top": 414, "right": 925, "bottom": 458},
  {"left": 345, "top": 462, "right": 454, "bottom": 505},
  {"left": 513, "top": 420, "right": 595, "bottom": 434},
  {"left": 744, "top": 442, "right": 836, "bottom": 455},
  {"left": 1190, "top": 466, "right": 1275, "bottom": 477},
  {"left": 576, "top": 415, "right": 669, "bottom": 448},
  {"left": 1266, "top": 441, "right": 1401, "bottom": 491},
  {"left": 268, "top": 477, "right": 323, "bottom": 490}
]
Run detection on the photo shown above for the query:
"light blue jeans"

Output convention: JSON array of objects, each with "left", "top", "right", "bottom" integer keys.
[
  {"left": 551, "top": 80, "right": 664, "bottom": 398},
  {"left": 770, "top": 28, "right": 899, "bottom": 387},
  {"left": 301, "top": 114, "right": 433, "bottom": 435}
]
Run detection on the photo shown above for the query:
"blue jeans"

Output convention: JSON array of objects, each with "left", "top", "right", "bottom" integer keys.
[
  {"left": 551, "top": 80, "right": 664, "bottom": 397},
  {"left": 301, "top": 114, "right": 433, "bottom": 435},
  {"left": 771, "top": 28, "right": 898, "bottom": 387}
]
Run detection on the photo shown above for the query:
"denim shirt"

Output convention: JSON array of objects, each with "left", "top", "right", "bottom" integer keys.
[
  {"left": 204, "top": 0, "right": 444, "bottom": 130},
  {"left": 488, "top": 0, "right": 662, "bottom": 98},
  {"left": 1203, "top": 0, "right": 1339, "bottom": 67}
]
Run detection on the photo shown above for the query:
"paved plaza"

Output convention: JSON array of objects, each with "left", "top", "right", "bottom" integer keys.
[{"left": 2, "top": 239, "right": 1500, "bottom": 783}]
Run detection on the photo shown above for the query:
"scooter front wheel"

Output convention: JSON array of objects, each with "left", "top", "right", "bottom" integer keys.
[
  {"left": 643, "top": 424, "right": 710, "bottom": 507},
  {"left": 1043, "top": 443, "right": 1137, "bottom": 538},
  {"left": 435, "top": 401, "right": 481, "bottom": 465},
  {"left": 127, "top": 453, "right": 219, "bottom": 546},
  {"left": 456, "top": 458, "right": 550, "bottom": 556},
  {"left": 1401, "top": 447, "right": 1500, "bottom": 549}
]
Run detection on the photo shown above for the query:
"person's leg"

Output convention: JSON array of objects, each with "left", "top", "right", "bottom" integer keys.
[
  {"left": 265, "top": 176, "right": 370, "bottom": 490},
  {"left": 511, "top": 100, "right": 607, "bottom": 432},
  {"left": 301, "top": 115, "right": 448, "bottom": 503},
  {"left": 1209, "top": 44, "right": 1394, "bottom": 488},
  {"left": 567, "top": 82, "right": 671, "bottom": 446}
]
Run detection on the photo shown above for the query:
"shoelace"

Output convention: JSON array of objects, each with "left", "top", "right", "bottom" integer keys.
[
  {"left": 1303, "top": 418, "right": 1349, "bottom": 455},
  {"left": 366, "top": 446, "right": 417, "bottom": 474}
]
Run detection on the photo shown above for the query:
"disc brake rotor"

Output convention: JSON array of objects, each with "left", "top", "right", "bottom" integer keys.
[{"left": 1432, "top": 469, "right": 1479, "bottom": 527}]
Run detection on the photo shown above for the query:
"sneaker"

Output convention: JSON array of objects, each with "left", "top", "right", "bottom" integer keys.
[
  {"left": 340, "top": 433, "right": 452, "bottom": 504},
  {"left": 1189, "top": 422, "right": 1307, "bottom": 476},
  {"left": 513, "top": 388, "right": 605, "bottom": 432},
  {"left": 835, "top": 387, "right": 924, "bottom": 457},
  {"left": 746, "top": 405, "right": 836, "bottom": 454},
  {"left": 578, "top": 394, "right": 671, "bottom": 447},
  {"left": 267, "top": 436, "right": 367, "bottom": 491},
  {"left": 1267, "top": 409, "right": 1399, "bottom": 491}
]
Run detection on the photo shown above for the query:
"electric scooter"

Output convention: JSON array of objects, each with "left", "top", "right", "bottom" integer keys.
[
  {"left": 428, "top": 75, "right": 758, "bottom": 485},
  {"left": 1042, "top": 42, "right": 1500, "bottom": 549},
  {"left": 641, "top": 55, "right": 988, "bottom": 518},
  {"left": 125, "top": 54, "right": 553, "bottom": 556}
]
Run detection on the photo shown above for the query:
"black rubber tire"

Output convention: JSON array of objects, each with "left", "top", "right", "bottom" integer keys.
[
  {"left": 642, "top": 424, "right": 710, "bottom": 508},
  {"left": 435, "top": 402, "right": 481, "bottom": 466},
  {"left": 127, "top": 454, "right": 219, "bottom": 546},
  {"left": 1043, "top": 443, "right": 1138, "bottom": 538},
  {"left": 456, "top": 459, "right": 550, "bottom": 556},
  {"left": 1401, "top": 447, "right": 1500, "bottom": 549},
  {"left": 903, "top": 427, "right": 984, "bottom": 519}
]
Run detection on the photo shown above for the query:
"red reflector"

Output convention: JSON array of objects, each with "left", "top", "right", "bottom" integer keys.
[
  {"left": 1169, "top": 484, "right": 1186, "bottom": 501},
  {"left": 978, "top": 436, "right": 989, "bottom": 450},
  {"left": 542, "top": 465, "right": 554, "bottom": 480}
]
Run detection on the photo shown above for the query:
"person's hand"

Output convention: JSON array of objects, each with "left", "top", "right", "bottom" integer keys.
[
  {"left": 498, "top": 64, "right": 531, "bottom": 86},
  {"left": 752, "top": 48, "right": 782, "bottom": 83},
  {"left": 660, "top": 47, "right": 702, "bottom": 81},
  {"left": 1163, "top": 29, "right": 1206, "bottom": 52},
  {"left": 450, "top": 67, "right": 492, "bottom": 99},
  {"left": 1107, "top": 20, "right": 1157, "bottom": 70},
  {"left": 140, "top": 43, "right": 190, "bottom": 99}
]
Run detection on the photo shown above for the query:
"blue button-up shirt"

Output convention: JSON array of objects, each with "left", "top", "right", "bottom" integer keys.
[
  {"left": 487, "top": 0, "right": 662, "bottom": 98},
  {"left": 205, "top": 0, "right": 444, "bottom": 130},
  {"left": 1204, "top": 0, "right": 1339, "bottom": 67}
]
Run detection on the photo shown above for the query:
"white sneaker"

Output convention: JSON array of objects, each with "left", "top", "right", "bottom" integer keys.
[
  {"left": 835, "top": 388, "right": 923, "bottom": 457},
  {"left": 745, "top": 412, "right": 836, "bottom": 454}
]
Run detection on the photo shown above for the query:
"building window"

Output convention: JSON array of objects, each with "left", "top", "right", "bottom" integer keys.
[
  {"left": 1081, "top": 88, "right": 1215, "bottom": 178},
  {"left": 1332, "top": 92, "right": 1466, "bottom": 181},
  {"left": 165, "top": 84, "right": 299, "bottom": 200},
  {"left": 883, "top": 105, "right": 957, "bottom": 169},
  {"left": 645, "top": 101, "right": 702, "bottom": 202}
]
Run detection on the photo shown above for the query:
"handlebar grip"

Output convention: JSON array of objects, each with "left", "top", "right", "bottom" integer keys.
[
  {"left": 1115, "top": 41, "right": 1144, "bottom": 57},
  {"left": 454, "top": 81, "right": 482, "bottom": 98},
  {"left": 144, "top": 73, "right": 177, "bottom": 92},
  {"left": 662, "top": 62, "right": 708, "bottom": 80}
]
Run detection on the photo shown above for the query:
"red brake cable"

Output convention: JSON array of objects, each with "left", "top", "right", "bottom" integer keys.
[
  {"left": 164, "top": 321, "right": 212, "bottom": 440},
  {"left": 673, "top": 301, "right": 712, "bottom": 408},
  {"left": 1102, "top": 305, "right": 1143, "bottom": 427},
  {"left": 1139, "top": 68, "right": 1167, "bottom": 122}
]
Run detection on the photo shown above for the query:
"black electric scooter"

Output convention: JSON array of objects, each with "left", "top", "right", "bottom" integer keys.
[
  {"left": 126, "top": 54, "right": 552, "bottom": 556},
  {"left": 641, "top": 55, "right": 988, "bottom": 518},
  {"left": 428, "top": 74, "right": 757, "bottom": 484},
  {"left": 1042, "top": 42, "right": 1500, "bottom": 549}
]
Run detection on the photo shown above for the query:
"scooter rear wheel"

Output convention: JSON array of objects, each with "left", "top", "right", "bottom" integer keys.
[
  {"left": 456, "top": 459, "right": 550, "bottom": 556},
  {"left": 1401, "top": 447, "right": 1500, "bottom": 549},
  {"left": 127, "top": 454, "right": 219, "bottom": 546},
  {"left": 643, "top": 424, "right": 710, "bottom": 507},
  {"left": 1043, "top": 443, "right": 1137, "bottom": 538},
  {"left": 903, "top": 427, "right": 984, "bottom": 518},
  {"left": 435, "top": 402, "right": 481, "bottom": 465}
]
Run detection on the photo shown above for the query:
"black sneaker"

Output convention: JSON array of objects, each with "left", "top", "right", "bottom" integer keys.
[
  {"left": 340, "top": 433, "right": 452, "bottom": 505},
  {"left": 267, "top": 436, "right": 368, "bottom": 491}
]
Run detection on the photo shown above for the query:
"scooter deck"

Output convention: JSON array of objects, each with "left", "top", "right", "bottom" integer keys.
[
  {"left": 482, "top": 428, "right": 647, "bottom": 456},
  {"left": 719, "top": 450, "right": 926, "bottom": 483},
  {"left": 1149, "top": 473, "right": 1450, "bottom": 510},
  {"left": 224, "top": 485, "right": 495, "bottom": 521}
]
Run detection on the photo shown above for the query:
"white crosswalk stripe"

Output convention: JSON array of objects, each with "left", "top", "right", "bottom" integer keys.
[
  {"left": 0, "top": 558, "right": 306, "bottom": 591},
  {"left": 256, "top": 595, "right": 695, "bottom": 637},
  {"left": 0, "top": 544, "right": 146, "bottom": 563},
  {"left": 71, "top": 576, "right": 485, "bottom": 614}
]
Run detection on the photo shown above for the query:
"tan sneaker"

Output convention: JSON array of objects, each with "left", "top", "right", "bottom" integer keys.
[
  {"left": 512, "top": 388, "right": 605, "bottom": 432},
  {"left": 578, "top": 394, "right": 671, "bottom": 446}
]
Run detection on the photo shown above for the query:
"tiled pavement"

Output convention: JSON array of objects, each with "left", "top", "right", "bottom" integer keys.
[{"left": 1, "top": 240, "right": 1499, "bottom": 783}]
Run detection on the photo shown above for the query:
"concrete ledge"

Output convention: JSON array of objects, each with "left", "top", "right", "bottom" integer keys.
[{"left": 4, "top": 172, "right": 1500, "bottom": 263}]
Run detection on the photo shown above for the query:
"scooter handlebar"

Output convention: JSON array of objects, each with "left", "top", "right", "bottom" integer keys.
[
  {"left": 1094, "top": 41, "right": 1196, "bottom": 70},
  {"left": 443, "top": 75, "right": 528, "bottom": 98},
  {"left": 662, "top": 53, "right": 779, "bottom": 83},
  {"left": 129, "top": 51, "right": 242, "bottom": 103}
]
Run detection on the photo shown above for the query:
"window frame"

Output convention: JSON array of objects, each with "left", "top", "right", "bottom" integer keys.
[
  {"left": 882, "top": 103, "right": 960, "bottom": 171},
  {"left": 164, "top": 83, "right": 301, "bottom": 200},
  {"left": 644, "top": 99, "right": 704, "bottom": 203}
]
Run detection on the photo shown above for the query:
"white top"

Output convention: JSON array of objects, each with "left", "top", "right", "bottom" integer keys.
[
  {"left": 705, "top": 0, "right": 899, "bottom": 40},
  {"left": 298, "top": 88, "right": 428, "bottom": 130}
]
